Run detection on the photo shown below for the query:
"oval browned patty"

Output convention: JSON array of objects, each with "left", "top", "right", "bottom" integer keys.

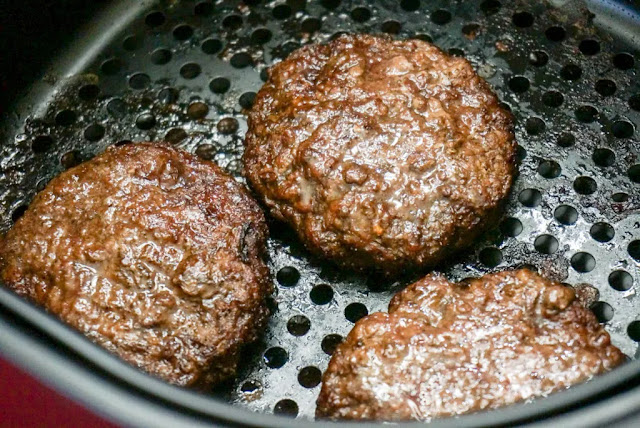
[
  {"left": 0, "top": 143, "right": 272, "bottom": 387},
  {"left": 316, "top": 269, "right": 625, "bottom": 421},
  {"left": 244, "top": 34, "right": 516, "bottom": 273}
]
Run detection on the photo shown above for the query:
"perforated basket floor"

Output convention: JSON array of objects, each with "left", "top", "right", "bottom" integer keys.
[{"left": 1, "top": 0, "right": 639, "bottom": 421}]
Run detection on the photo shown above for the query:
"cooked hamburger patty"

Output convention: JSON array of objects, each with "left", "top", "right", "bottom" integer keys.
[
  {"left": 0, "top": 143, "right": 272, "bottom": 387},
  {"left": 244, "top": 34, "right": 516, "bottom": 273},
  {"left": 316, "top": 269, "right": 625, "bottom": 421}
]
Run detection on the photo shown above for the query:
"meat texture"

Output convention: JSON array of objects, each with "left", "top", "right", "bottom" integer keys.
[
  {"left": 244, "top": 34, "right": 516, "bottom": 273},
  {"left": 0, "top": 143, "right": 272, "bottom": 387},
  {"left": 316, "top": 269, "right": 625, "bottom": 421}
]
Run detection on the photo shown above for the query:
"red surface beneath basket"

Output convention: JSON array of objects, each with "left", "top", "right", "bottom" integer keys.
[{"left": 0, "top": 358, "right": 118, "bottom": 427}]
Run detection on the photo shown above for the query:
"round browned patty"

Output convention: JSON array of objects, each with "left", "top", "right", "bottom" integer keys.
[
  {"left": 244, "top": 34, "right": 516, "bottom": 273},
  {"left": 0, "top": 143, "right": 272, "bottom": 387},
  {"left": 316, "top": 269, "right": 625, "bottom": 421}
]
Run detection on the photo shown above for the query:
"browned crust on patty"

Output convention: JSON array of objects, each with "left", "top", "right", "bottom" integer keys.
[
  {"left": 0, "top": 142, "right": 272, "bottom": 387},
  {"left": 316, "top": 269, "right": 625, "bottom": 421},
  {"left": 244, "top": 34, "right": 516, "bottom": 273}
]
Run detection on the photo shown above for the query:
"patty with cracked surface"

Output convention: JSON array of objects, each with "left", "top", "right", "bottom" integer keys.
[
  {"left": 244, "top": 34, "right": 516, "bottom": 273},
  {"left": 316, "top": 269, "right": 625, "bottom": 421},
  {"left": 0, "top": 143, "right": 272, "bottom": 387}
]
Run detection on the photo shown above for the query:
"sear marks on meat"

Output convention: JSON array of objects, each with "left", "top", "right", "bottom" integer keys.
[
  {"left": 0, "top": 142, "right": 272, "bottom": 387},
  {"left": 244, "top": 34, "right": 516, "bottom": 273},
  {"left": 316, "top": 269, "right": 625, "bottom": 421}
]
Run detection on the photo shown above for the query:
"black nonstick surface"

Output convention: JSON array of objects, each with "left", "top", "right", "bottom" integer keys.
[{"left": 0, "top": 0, "right": 639, "bottom": 425}]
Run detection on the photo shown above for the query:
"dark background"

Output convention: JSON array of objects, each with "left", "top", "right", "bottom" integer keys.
[{"left": 0, "top": 0, "right": 109, "bottom": 111}]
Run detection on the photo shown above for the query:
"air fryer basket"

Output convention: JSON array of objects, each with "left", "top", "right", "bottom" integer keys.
[{"left": 0, "top": 0, "right": 639, "bottom": 426}]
